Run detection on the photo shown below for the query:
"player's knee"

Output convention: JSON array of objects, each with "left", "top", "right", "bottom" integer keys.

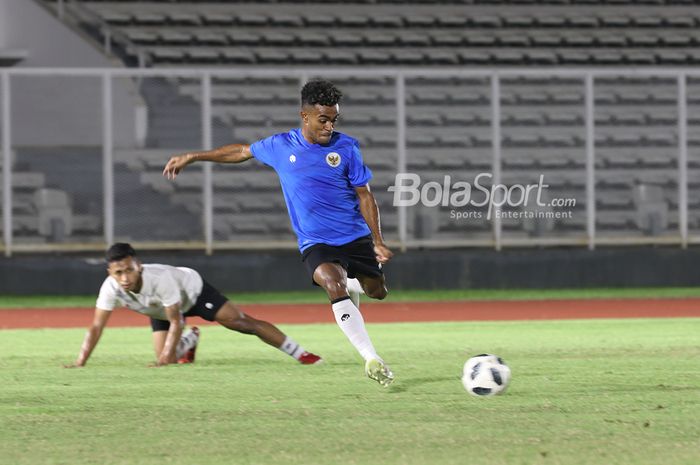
[
  {"left": 216, "top": 306, "right": 256, "bottom": 334},
  {"left": 317, "top": 276, "right": 346, "bottom": 297},
  {"left": 366, "top": 286, "right": 388, "bottom": 300}
]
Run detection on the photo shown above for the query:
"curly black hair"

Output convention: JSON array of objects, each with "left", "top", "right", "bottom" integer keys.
[
  {"left": 300, "top": 80, "right": 343, "bottom": 107},
  {"left": 106, "top": 242, "right": 136, "bottom": 263}
]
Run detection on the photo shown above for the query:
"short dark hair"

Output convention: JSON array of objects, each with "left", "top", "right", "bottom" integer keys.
[
  {"left": 301, "top": 80, "right": 342, "bottom": 107},
  {"left": 106, "top": 242, "right": 136, "bottom": 263}
]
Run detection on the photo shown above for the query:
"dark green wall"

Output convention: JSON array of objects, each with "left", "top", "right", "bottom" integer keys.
[{"left": 0, "top": 246, "right": 698, "bottom": 295}]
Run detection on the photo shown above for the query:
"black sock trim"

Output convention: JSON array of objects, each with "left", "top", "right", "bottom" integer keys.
[{"left": 331, "top": 296, "right": 351, "bottom": 305}]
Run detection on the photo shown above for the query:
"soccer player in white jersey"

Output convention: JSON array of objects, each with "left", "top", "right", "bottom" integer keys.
[
  {"left": 65, "top": 243, "right": 322, "bottom": 367},
  {"left": 163, "top": 80, "right": 395, "bottom": 386}
]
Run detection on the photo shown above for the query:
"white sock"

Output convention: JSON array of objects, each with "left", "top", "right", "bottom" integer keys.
[
  {"left": 279, "top": 336, "right": 307, "bottom": 360},
  {"left": 331, "top": 297, "right": 378, "bottom": 362},
  {"left": 346, "top": 278, "right": 364, "bottom": 309},
  {"left": 176, "top": 327, "right": 199, "bottom": 359}
]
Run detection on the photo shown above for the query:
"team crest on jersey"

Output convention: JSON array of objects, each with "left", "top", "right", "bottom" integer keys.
[
  {"left": 289, "top": 154, "right": 296, "bottom": 163},
  {"left": 326, "top": 152, "right": 341, "bottom": 167}
]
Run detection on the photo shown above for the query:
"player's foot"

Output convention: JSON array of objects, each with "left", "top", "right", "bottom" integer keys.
[
  {"left": 365, "top": 358, "right": 394, "bottom": 387},
  {"left": 178, "top": 326, "right": 200, "bottom": 364},
  {"left": 298, "top": 351, "right": 323, "bottom": 365}
]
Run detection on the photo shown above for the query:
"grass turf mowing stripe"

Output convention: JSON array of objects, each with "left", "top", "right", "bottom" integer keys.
[
  {"left": 3, "top": 287, "right": 700, "bottom": 308},
  {"left": 1, "top": 318, "right": 698, "bottom": 465}
]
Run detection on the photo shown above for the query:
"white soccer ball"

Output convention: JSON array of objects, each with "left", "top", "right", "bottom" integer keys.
[{"left": 462, "top": 354, "right": 511, "bottom": 396}]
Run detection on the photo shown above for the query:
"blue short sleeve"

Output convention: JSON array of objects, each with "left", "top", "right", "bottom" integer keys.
[
  {"left": 348, "top": 142, "right": 373, "bottom": 187},
  {"left": 250, "top": 134, "right": 279, "bottom": 167}
]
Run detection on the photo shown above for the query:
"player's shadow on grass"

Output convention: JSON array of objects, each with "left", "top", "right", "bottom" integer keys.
[{"left": 388, "top": 376, "right": 457, "bottom": 393}]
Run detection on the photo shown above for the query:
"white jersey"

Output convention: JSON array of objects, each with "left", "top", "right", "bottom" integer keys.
[{"left": 96, "top": 264, "right": 204, "bottom": 320}]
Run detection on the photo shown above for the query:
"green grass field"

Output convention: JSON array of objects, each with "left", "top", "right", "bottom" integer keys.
[
  {"left": 1, "top": 318, "right": 698, "bottom": 465},
  {"left": 2, "top": 286, "right": 700, "bottom": 307}
]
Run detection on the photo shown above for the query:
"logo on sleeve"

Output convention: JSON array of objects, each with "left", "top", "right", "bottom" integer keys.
[{"left": 326, "top": 152, "right": 341, "bottom": 167}]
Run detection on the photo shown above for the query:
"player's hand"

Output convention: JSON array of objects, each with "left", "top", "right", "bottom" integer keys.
[
  {"left": 374, "top": 242, "right": 393, "bottom": 264},
  {"left": 162, "top": 154, "right": 191, "bottom": 180}
]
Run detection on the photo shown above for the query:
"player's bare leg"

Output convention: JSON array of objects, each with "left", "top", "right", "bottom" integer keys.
[
  {"left": 314, "top": 263, "right": 394, "bottom": 386},
  {"left": 152, "top": 327, "right": 200, "bottom": 364},
  {"left": 214, "top": 301, "right": 321, "bottom": 364},
  {"left": 356, "top": 274, "right": 388, "bottom": 300},
  {"left": 152, "top": 330, "right": 167, "bottom": 358}
]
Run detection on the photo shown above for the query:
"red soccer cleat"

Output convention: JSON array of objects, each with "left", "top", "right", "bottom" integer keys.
[
  {"left": 298, "top": 351, "right": 323, "bottom": 365},
  {"left": 177, "top": 326, "right": 200, "bottom": 364}
]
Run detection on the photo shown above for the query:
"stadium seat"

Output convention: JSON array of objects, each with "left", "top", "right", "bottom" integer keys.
[
  {"left": 431, "top": 34, "right": 464, "bottom": 47},
  {"left": 133, "top": 12, "right": 167, "bottom": 26},
  {"left": 338, "top": 15, "right": 370, "bottom": 28},
  {"left": 96, "top": 9, "right": 132, "bottom": 25},
  {"left": 358, "top": 49, "right": 392, "bottom": 64},
  {"left": 408, "top": 113, "right": 443, "bottom": 126},
  {"left": 438, "top": 15, "right": 469, "bottom": 27},
  {"left": 372, "top": 15, "right": 404, "bottom": 28},
  {"left": 123, "top": 29, "right": 159, "bottom": 44},
  {"left": 458, "top": 51, "right": 493, "bottom": 64},
  {"left": 600, "top": 15, "right": 633, "bottom": 27},
  {"left": 201, "top": 12, "right": 233, "bottom": 25},
  {"left": 289, "top": 49, "right": 323, "bottom": 64},
  {"left": 305, "top": 14, "right": 336, "bottom": 27},
  {"left": 228, "top": 31, "right": 262, "bottom": 46},
  {"left": 160, "top": 30, "right": 193, "bottom": 44},
  {"left": 527, "top": 50, "right": 559, "bottom": 64},
  {"left": 168, "top": 11, "right": 200, "bottom": 26},
  {"left": 296, "top": 31, "right": 329, "bottom": 46},
  {"left": 365, "top": 33, "right": 396, "bottom": 47},
  {"left": 392, "top": 50, "right": 425, "bottom": 64},
  {"left": 255, "top": 49, "right": 290, "bottom": 64},
  {"left": 324, "top": 49, "right": 358, "bottom": 64},
  {"left": 269, "top": 13, "right": 304, "bottom": 27},
  {"left": 633, "top": 183, "right": 669, "bottom": 235},
  {"left": 187, "top": 48, "right": 220, "bottom": 63},
  {"left": 221, "top": 49, "right": 256, "bottom": 64},
  {"left": 236, "top": 13, "right": 268, "bottom": 27},
  {"left": 633, "top": 16, "right": 664, "bottom": 27},
  {"left": 656, "top": 51, "right": 689, "bottom": 65},
  {"left": 33, "top": 188, "right": 73, "bottom": 240},
  {"left": 263, "top": 32, "right": 297, "bottom": 47},
  {"left": 195, "top": 31, "right": 229, "bottom": 46},
  {"left": 403, "top": 14, "right": 436, "bottom": 27},
  {"left": 399, "top": 33, "right": 432, "bottom": 47}
]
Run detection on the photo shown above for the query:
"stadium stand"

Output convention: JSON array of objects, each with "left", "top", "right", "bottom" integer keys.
[
  {"left": 11, "top": 0, "right": 699, "bottom": 242},
  {"left": 57, "top": 0, "right": 700, "bottom": 67}
]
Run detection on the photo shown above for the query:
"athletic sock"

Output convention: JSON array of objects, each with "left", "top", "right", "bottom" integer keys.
[
  {"left": 279, "top": 336, "right": 307, "bottom": 360},
  {"left": 176, "top": 327, "right": 199, "bottom": 359},
  {"left": 331, "top": 297, "right": 378, "bottom": 362},
  {"left": 346, "top": 278, "right": 364, "bottom": 309}
]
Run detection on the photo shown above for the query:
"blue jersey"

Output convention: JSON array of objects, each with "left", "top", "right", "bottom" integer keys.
[{"left": 250, "top": 129, "right": 373, "bottom": 251}]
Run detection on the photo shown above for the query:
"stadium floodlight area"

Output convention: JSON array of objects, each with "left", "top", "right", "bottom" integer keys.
[{"left": 0, "top": 67, "right": 698, "bottom": 256}]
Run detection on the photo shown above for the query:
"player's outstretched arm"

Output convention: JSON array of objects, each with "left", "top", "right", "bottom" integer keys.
[
  {"left": 162, "top": 144, "right": 253, "bottom": 179},
  {"left": 154, "top": 305, "right": 183, "bottom": 366},
  {"left": 355, "top": 184, "right": 394, "bottom": 264},
  {"left": 64, "top": 308, "right": 112, "bottom": 368}
]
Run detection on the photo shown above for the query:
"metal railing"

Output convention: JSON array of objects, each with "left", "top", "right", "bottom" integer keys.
[{"left": 0, "top": 67, "right": 697, "bottom": 255}]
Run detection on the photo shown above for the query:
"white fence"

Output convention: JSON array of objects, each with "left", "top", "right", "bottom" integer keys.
[{"left": 0, "top": 67, "right": 698, "bottom": 255}]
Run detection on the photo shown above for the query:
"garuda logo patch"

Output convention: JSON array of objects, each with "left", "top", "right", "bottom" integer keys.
[{"left": 325, "top": 152, "right": 341, "bottom": 167}]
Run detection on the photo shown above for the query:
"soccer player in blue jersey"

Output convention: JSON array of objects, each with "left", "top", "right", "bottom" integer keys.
[{"left": 163, "top": 80, "right": 395, "bottom": 386}]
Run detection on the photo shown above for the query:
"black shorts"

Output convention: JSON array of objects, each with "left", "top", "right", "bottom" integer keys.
[
  {"left": 150, "top": 280, "right": 228, "bottom": 332},
  {"left": 301, "top": 234, "right": 383, "bottom": 286}
]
